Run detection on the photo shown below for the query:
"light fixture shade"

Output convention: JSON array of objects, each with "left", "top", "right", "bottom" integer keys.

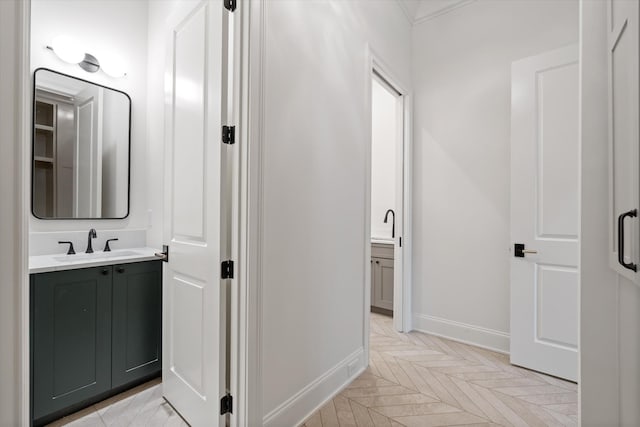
[
  {"left": 100, "top": 53, "right": 126, "bottom": 78},
  {"left": 51, "top": 35, "right": 84, "bottom": 64}
]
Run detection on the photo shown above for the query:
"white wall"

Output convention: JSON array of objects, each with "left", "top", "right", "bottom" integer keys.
[
  {"left": 29, "top": 0, "right": 149, "bottom": 248},
  {"left": 411, "top": 0, "right": 578, "bottom": 351},
  {"left": 253, "top": 1, "right": 411, "bottom": 425},
  {"left": 0, "top": 1, "right": 25, "bottom": 424},
  {"left": 371, "top": 78, "right": 397, "bottom": 240}
]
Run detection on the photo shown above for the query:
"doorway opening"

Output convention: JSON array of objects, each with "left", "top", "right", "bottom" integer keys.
[
  {"left": 366, "top": 54, "right": 412, "bottom": 341},
  {"left": 370, "top": 73, "right": 401, "bottom": 320}
]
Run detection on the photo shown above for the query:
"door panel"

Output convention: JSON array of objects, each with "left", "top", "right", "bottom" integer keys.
[
  {"left": 162, "top": 1, "right": 228, "bottom": 426},
  {"left": 609, "top": 0, "right": 640, "bottom": 281},
  {"left": 510, "top": 45, "right": 579, "bottom": 381},
  {"left": 537, "top": 66, "right": 579, "bottom": 238},
  {"left": 32, "top": 267, "right": 112, "bottom": 422},
  {"left": 536, "top": 265, "right": 578, "bottom": 348},
  {"left": 112, "top": 261, "right": 162, "bottom": 388}
]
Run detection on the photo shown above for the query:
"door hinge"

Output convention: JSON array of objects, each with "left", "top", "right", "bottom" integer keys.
[
  {"left": 222, "top": 125, "right": 235, "bottom": 145},
  {"left": 224, "top": 0, "right": 236, "bottom": 12},
  {"left": 155, "top": 245, "right": 169, "bottom": 262},
  {"left": 220, "top": 393, "right": 233, "bottom": 415},
  {"left": 221, "top": 260, "right": 234, "bottom": 279}
]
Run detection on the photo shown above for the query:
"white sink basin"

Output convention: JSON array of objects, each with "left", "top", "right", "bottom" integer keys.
[{"left": 53, "top": 250, "right": 141, "bottom": 262}]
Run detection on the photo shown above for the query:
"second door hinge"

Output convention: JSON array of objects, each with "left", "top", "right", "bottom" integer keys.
[
  {"left": 221, "top": 260, "right": 234, "bottom": 279},
  {"left": 224, "top": 0, "right": 236, "bottom": 12},
  {"left": 220, "top": 393, "right": 233, "bottom": 415},
  {"left": 222, "top": 125, "right": 235, "bottom": 145}
]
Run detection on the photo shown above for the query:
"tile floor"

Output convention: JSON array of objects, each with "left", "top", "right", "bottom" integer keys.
[
  {"left": 50, "top": 313, "right": 577, "bottom": 426},
  {"left": 301, "top": 313, "right": 578, "bottom": 427},
  {"left": 46, "top": 378, "right": 187, "bottom": 427}
]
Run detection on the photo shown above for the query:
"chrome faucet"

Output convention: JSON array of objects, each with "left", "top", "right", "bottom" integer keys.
[
  {"left": 86, "top": 228, "right": 97, "bottom": 253},
  {"left": 384, "top": 209, "right": 395, "bottom": 238}
]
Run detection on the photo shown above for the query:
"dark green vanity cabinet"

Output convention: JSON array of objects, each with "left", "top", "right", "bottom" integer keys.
[
  {"left": 31, "top": 261, "right": 162, "bottom": 425},
  {"left": 111, "top": 261, "right": 162, "bottom": 388},
  {"left": 31, "top": 266, "right": 112, "bottom": 423}
]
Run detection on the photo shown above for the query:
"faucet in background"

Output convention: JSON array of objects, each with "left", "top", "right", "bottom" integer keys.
[
  {"left": 86, "top": 228, "right": 97, "bottom": 253},
  {"left": 384, "top": 209, "right": 395, "bottom": 238}
]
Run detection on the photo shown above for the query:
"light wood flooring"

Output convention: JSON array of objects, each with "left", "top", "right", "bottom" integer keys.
[
  {"left": 50, "top": 313, "right": 577, "bottom": 426},
  {"left": 301, "top": 313, "right": 578, "bottom": 427}
]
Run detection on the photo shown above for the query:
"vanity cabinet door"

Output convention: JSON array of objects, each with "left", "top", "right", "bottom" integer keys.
[
  {"left": 372, "top": 258, "right": 394, "bottom": 311},
  {"left": 31, "top": 266, "right": 112, "bottom": 422},
  {"left": 111, "top": 261, "right": 162, "bottom": 388}
]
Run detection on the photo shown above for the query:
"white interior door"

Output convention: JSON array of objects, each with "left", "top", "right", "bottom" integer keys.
[
  {"left": 510, "top": 45, "right": 579, "bottom": 382},
  {"left": 162, "top": 1, "right": 229, "bottom": 425},
  {"left": 75, "top": 86, "right": 102, "bottom": 217}
]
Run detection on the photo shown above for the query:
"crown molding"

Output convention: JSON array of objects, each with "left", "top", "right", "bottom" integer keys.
[
  {"left": 394, "top": 0, "right": 415, "bottom": 25},
  {"left": 413, "top": 0, "right": 477, "bottom": 26}
]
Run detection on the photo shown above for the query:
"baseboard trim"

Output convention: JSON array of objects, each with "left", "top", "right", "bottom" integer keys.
[
  {"left": 263, "top": 347, "right": 366, "bottom": 427},
  {"left": 413, "top": 313, "right": 510, "bottom": 354}
]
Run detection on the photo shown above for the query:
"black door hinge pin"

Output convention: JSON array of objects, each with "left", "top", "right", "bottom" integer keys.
[
  {"left": 220, "top": 393, "right": 233, "bottom": 415},
  {"left": 224, "top": 0, "right": 236, "bottom": 12},
  {"left": 221, "top": 260, "right": 234, "bottom": 279},
  {"left": 222, "top": 125, "right": 235, "bottom": 145}
]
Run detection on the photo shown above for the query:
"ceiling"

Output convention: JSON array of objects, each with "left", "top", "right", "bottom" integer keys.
[{"left": 396, "top": 0, "right": 476, "bottom": 25}]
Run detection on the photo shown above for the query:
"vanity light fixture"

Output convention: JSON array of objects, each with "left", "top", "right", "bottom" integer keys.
[{"left": 47, "top": 35, "right": 127, "bottom": 78}]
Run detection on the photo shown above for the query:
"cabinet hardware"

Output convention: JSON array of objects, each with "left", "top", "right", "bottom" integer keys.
[
  {"left": 101, "top": 269, "right": 109, "bottom": 275},
  {"left": 116, "top": 267, "right": 125, "bottom": 274},
  {"left": 618, "top": 209, "right": 637, "bottom": 272}
]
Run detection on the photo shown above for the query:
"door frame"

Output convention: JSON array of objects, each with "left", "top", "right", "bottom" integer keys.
[
  {"left": 18, "top": 0, "right": 32, "bottom": 425},
  {"left": 365, "top": 46, "right": 413, "bottom": 338}
]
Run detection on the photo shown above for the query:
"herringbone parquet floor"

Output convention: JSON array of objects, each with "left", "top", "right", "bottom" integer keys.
[{"left": 301, "top": 313, "right": 578, "bottom": 427}]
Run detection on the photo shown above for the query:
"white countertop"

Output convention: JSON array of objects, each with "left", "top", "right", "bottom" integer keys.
[
  {"left": 371, "top": 238, "right": 394, "bottom": 245},
  {"left": 29, "top": 247, "right": 162, "bottom": 274}
]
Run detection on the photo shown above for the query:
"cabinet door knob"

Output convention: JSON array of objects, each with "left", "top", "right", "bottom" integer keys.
[
  {"left": 116, "top": 267, "right": 125, "bottom": 274},
  {"left": 101, "top": 269, "right": 109, "bottom": 275},
  {"left": 376, "top": 260, "right": 380, "bottom": 264}
]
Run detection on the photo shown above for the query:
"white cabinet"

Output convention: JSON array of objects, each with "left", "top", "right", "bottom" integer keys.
[
  {"left": 608, "top": 0, "right": 640, "bottom": 283},
  {"left": 371, "top": 243, "right": 394, "bottom": 314}
]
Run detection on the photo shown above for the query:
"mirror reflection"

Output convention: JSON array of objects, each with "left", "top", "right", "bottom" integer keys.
[{"left": 32, "top": 68, "right": 131, "bottom": 219}]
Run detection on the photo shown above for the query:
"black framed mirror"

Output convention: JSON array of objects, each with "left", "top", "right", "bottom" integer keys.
[{"left": 32, "top": 68, "right": 131, "bottom": 219}]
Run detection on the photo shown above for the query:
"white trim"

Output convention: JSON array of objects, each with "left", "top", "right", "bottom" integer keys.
[
  {"left": 228, "top": 1, "right": 243, "bottom": 427},
  {"left": 238, "top": 0, "right": 265, "bottom": 425},
  {"left": 396, "top": 0, "right": 477, "bottom": 26},
  {"left": 393, "top": 0, "right": 414, "bottom": 25},
  {"left": 413, "top": 0, "right": 477, "bottom": 26},
  {"left": 19, "top": 0, "right": 31, "bottom": 425},
  {"left": 413, "top": 313, "right": 511, "bottom": 354},
  {"left": 262, "top": 348, "right": 366, "bottom": 427}
]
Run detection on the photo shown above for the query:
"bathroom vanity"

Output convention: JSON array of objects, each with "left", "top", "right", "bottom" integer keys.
[
  {"left": 371, "top": 241, "right": 394, "bottom": 315},
  {"left": 29, "top": 250, "right": 162, "bottom": 426}
]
